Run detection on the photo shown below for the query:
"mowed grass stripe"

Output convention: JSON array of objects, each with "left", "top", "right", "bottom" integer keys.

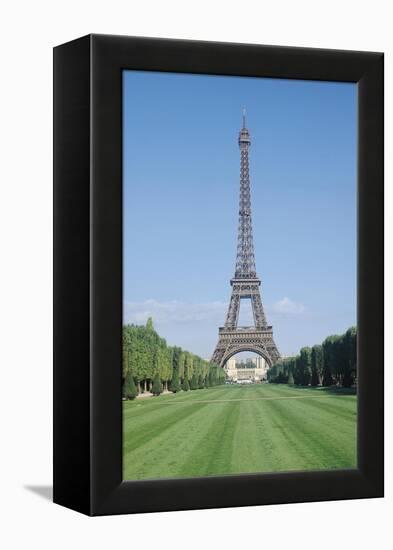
[
  {"left": 123, "top": 399, "right": 213, "bottom": 454},
  {"left": 123, "top": 401, "right": 234, "bottom": 480},
  {"left": 264, "top": 398, "right": 356, "bottom": 470},
  {"left": 296, "top": 394, "right": 357, "bottom": 423},
  {"left": 157, "top": 394, "right": 352, "bottom": 405},
  {"left": 177, "top": 401, "right": 241, "bottom": 477},
  {"left": 122, "top": 386, "right": 230, "bottom": 423},
  {"left": 123, "top": 384, "right": 357, "bottom": 480},
  {"left": 231, "top": 398, "right": 278, "bottom": 474}
]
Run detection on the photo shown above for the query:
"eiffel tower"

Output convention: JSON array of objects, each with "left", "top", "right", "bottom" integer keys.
[{"left": 212, "top": 110, "right": 280, "bottom": 368}]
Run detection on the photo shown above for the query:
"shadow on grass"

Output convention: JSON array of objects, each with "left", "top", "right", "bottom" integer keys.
[
  {"left": 286, "top": 384, "right": 357, "bottom": 396},
  {"left": 316, "top": 386, "right": 357, "bottom": 395}
]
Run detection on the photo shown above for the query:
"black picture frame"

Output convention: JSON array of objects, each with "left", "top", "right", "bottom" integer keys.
[{"left": 53, "top": 34, "right": 384, "bottom": 516}]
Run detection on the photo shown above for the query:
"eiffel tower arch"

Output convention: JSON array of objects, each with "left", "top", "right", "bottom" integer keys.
[{"left": 212, "top": 110, "right": 280, "bottom": 369}]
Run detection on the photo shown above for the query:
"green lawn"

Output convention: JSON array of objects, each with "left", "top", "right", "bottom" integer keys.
[{"left": 123, "top": 384, "right": 357, "bottom": 480}]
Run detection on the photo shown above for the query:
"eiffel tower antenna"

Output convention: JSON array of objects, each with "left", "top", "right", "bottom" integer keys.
[{"left": 211, "top": 113, "right": 280, "bottom": 368}]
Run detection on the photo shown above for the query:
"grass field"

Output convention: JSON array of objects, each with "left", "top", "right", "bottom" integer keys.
[{"left": 123, "top": 383, "right": 357, "bottom": 480}]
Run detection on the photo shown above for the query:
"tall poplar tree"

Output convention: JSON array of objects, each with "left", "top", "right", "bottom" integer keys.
[
  {"left": 182, "top": 375, "right": 190, "bottom": 391},
  {"left": 311, "top": 345, "right": 323, "bottom": 386}
]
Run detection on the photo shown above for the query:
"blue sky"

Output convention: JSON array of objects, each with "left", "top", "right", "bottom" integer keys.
[{"left": 123, "top": 71, "right": 356, "bottom": 358}]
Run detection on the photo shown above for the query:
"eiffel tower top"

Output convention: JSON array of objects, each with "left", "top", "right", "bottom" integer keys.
[
  {"left": 238, "top": 107, "right": 251, "bottom": 147},
  {"left": 234, "top": 109, "right": 257, "bottom": 279}
]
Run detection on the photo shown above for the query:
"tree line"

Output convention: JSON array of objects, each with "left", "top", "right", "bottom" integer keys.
[
  {"left": 267, "top": 326, "right": 357, "bottom": 388},
  {"left": 123, "top": 318, "right": 225, "bottom": 399}
]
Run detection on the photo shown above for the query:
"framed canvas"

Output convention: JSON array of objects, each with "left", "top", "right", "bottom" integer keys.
[{"left": 53, "top": 34, "right": 384, "bottom": 516}]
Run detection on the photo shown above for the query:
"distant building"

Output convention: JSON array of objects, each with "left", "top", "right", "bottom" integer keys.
[
  {"left": 251, "top": 356, "right": 267, "bottom": 370},
  {"left": 224, "top": 356, "right": 268, "bottom": 383},
  {"left": 225, "top": 358, "right": 237, "bottom": 380}
]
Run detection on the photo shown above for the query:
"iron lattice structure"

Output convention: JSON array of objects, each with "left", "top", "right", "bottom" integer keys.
[{"left": 212, "top": 112, "right": 280, "bottom": 368}]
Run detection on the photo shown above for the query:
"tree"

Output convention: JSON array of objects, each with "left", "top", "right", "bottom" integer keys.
[
  {"left": 209, "top": 364, "right": 222, "bottom": 386},
  {"left": 342, "top": 327, "right": 356, "bottom": 387},
  {"left": 293, "top": 356, "right": 302, "bottom": 385},
  {"left": 190, "top": 373, "right": 198, "bottom": 390},
  {"left": 291, "top": 348, "right": 312, "bottom": 386},
  {"left": 182, "top": 375, "right": 190, "bottom": 391},
  {"left": 146, "top": 317, "right": 154, "bottom": 331},
  {"left": 276, "top": 371, "right": 287, "bottom": 384},
  {"left": 170, "top": 367, "right": 181, "bottom": 393},
  {"left": 185, "top": 353, "right": 193, "bottom": 381},
  {"left": 218, "top": 366, "right": 226, "bottom": 385},
  {"left": 311, "top": 345, "right": 323, "bottom": 386},
  {"left": 178, "top": 351, "right": 185, "bottom": 381},
  {"left": 122, "top": 345, "right": 129, "bottom": 379},
  {"left": 299, "top": 347, "right": 312, "bottom": 385},
  {"left": 123, "top": 371, "right": 137, "bottom": 400},
  {"left": 267, "top": 363, "right": 278, "bottom": 382},
  {"left": 198, "top": 374, "right": 204, "bottom": 389},
  {"left": 333, "top": 336, "right": 347, "bottom": 385},
  {"left": 160, "top": 344, "right": 173, "bottom": 390},
  {"left": 322, "top": 365, "right": 334, "bottom": 386},
  {"left": 266, "top": 326, "right": 357, "bottom": 389},
  {"left": 322, "top": 336, "right": 339, "bottom": 386},
  {"left": 123, "top": 321, "right": 224, "bottom": 395},
  {"left": 342, "top": 368, "right": 353, "bottom": 388},
  {"left": 152, "top": 372, "right": 162, "bottom": 396}
]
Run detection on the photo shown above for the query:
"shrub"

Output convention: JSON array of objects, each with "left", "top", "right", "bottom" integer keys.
[
  {"left": 152, "top": 373, "right": 162, "bottom": 396},
  {"left": 123, "top": 372, "right": 137, "bottom": 400},
  {"left": 170, "top": 369, "right": 181, "bottom": 393}
]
